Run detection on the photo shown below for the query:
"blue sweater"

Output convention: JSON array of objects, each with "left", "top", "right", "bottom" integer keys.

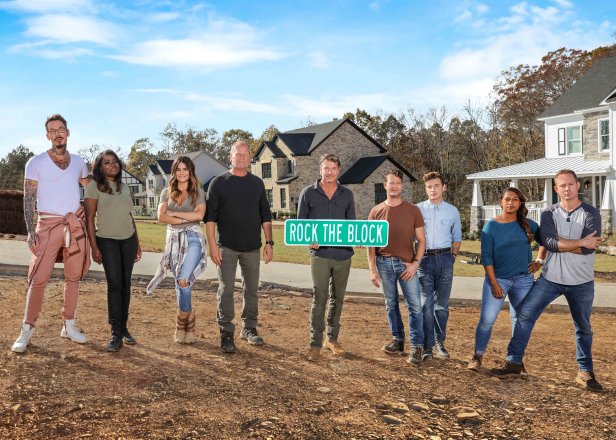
[{"left": 481, "top": 219, "right": 539, "bottom": 279}]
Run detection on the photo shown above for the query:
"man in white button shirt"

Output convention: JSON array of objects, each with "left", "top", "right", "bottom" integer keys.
[{"left": 417, "top": 172, "right": 462, "bottom": 360}]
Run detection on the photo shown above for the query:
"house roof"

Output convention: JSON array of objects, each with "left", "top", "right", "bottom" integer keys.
[
  {"left": 466, "top": 156, "right": 613, "bottom": 180},
  {"left": 149, "top": 164, "right": 161, "bottom": 175},
  {"left": 157, "top": 159, "right": 173, "bottom": 174},
  {"left": 539, "top": 56, "right": 616, "bottom": 119},
  {"left": 339, "top": 155, "right": 417, "bottom": 184},
  {"left": 276, "top": 175, "right": 298, "bottom": 184},
  {"left": 276, "top": 133, "right": 316, "bottom": 155},
  {"left": 264, "top": 141, "right": 285, "bottom": 158}
]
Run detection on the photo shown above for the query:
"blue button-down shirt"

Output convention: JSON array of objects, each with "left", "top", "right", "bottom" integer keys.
[{"left": 417, "top": 200, "right": 462, "bottom": 250}]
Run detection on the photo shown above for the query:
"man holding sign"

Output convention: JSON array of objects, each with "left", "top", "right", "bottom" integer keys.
[
  {"left": 368, "top": 169, "right": 427, "bottom": 364},
  {"left": 297, "top": 153, "right": 356, "bottom": 361}
]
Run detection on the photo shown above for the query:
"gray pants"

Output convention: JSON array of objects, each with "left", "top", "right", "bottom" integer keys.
[
  {"left": 309, "top": 255, "right": 352, "bottom": 347},
  {"left": 216, "top": 247, "right": 261, "bottom": 333}
]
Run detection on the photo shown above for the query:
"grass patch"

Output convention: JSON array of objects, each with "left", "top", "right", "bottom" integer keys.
[{"left": 135, "top": 222, "right": 615, "bottom": 278}]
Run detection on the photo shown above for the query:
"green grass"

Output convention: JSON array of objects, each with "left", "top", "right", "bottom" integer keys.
[{"left": 135, "top": 222, "right": 615, "bottom": 278}]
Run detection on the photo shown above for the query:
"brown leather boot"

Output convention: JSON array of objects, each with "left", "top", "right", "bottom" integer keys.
[
  {"left": 184, "top": 310, "right": 196, "bottom": 344},
  {"left": 174, "top": 310, "right": 188, "bottom": 343}
]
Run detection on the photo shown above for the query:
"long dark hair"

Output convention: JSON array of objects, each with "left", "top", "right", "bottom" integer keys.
[
  {"left": 92, "top": 149, "right": 123, "bottom": 194},
  {"left": 168, "top": 156, "right": 200, "bottom": 208},
  {"left": 499, "top": 187, "right": 533, "bottom": 243}
]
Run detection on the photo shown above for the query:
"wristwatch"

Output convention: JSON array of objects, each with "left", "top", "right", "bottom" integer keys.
[{"left": 265, "top": 240, "right": 275, "bottom": 246}]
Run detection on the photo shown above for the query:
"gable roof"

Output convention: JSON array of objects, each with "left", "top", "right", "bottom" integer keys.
[
  {"left": 148, "top": 164, "right": 161, "bottom": 175},
  {"left": 157, "top": 159, "right": 173, "bottom": 174},
  {"left": 339, "top": 155, "right": 417, "bottom": 184},
  {"left": 539, "top": 56, "right": 616, "bottom": 119}
]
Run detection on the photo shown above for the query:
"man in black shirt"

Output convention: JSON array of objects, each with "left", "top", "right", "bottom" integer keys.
[{"left": 206, "top": 141, "right": 273, "bottom": 353}]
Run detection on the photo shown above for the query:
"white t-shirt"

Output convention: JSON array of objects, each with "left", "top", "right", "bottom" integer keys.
[{"left": 25, "top": 152, "right": 89, "bottom": 215}]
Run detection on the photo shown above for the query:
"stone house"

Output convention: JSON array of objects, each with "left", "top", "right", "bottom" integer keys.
[
  {"left": 466, "top": 56, "right": 616, "bottom": 233},
  {"left": 252, "top": 118, "right": 416, "bottom": 219}
]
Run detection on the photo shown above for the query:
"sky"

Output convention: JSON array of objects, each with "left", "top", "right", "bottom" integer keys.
[{"left": 0, "top": 0, "right": 614, "bottom": 158}]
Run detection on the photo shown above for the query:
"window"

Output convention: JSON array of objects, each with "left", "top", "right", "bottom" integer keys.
[
  {"left": 287, "top": 160, "right": 295, "bottom": 175},
  {"left": 557, "top": 126, "right": 582, "bottom": 155},
  {"left": 266, "top": 189, "right": 273, "bottom": 207},
  {"left": 148, "top": 179, "right": 154, "bottom": 189},
  {"left": 374, "top": 183, "right": 386, "bottom": 204},
  {"left": 149, "top": 197, "right": 155, "bottom": 207},
  {"left": 280, "top": 188, "right": 287, "bottom": 209},
  {"left": 130, "top": 185, "right": 138, "bottom": 194},
  {"left": 262, "top": 163, "right": 272, "bottom": 179},
  {"left": 599, "top": 119, "right": 609, "bottom": 151}
]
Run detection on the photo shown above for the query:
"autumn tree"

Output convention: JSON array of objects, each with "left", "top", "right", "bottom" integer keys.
[
  {"left": 126, "top": 138, "right": 162, "bottom": 180},
  {"left": 0, "top": 145, "right": 35, "bottom": 190}
]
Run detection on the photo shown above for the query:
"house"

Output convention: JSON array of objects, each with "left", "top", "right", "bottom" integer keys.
[
  {"left": 252, "top": 118, "right": 416, "bottom": 219},
  {"left": 466, "top": 56, "right": 616, "bottom": 234},
  {"left": 141, "top": 150, "right": 229, "bottom": 214},
  {"left": 79, "top": 169, "right": 145, "bottom": 209}
]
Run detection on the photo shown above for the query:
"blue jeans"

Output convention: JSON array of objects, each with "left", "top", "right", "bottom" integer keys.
[
  {"left": 175, "top": 230, "right": 202, "bottom": 312},
  {"left": 376, "top": 256, "right": 423, "bottom": 346},
  {"left": 507, "top": 276, "right": 595, "bottom": 371},
  {"left": 474, "top": 273, "right": 534, "bottom": 355},
  {"left": 418, "top": 253, "right": 455, "bottom": 348}
]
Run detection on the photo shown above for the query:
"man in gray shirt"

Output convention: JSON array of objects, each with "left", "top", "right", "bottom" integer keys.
[
  {"left": 297, "top": 153, "right": 355, "bottom": 361},
  {"left": 491, "top": 169, "right": 603, "bottom": 392}
]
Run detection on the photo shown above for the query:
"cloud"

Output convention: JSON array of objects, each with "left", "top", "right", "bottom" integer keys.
[
  {"left": 0, "top": 0, "right": 93, "bottom": 13},
  {"left": 308, "top": 51, "right": 329, "bottom": 68},
  {"left": 455, "top": 2, "right": 489, "bottom": 23},
  {"left": 369, "top": 1, "right": 389, "bottom": 11},
  {"left": 24, "top": 14, "right": 118, "bottom": 45},
  {"left": 147, "top": 12, "right": 181, "bottom": 23}
]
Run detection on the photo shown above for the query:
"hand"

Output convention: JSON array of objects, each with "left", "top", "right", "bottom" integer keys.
[
  {"left": 309, "top": 242, "right": 319, "bottom": 250},
  {"left": 490, "top": 282, "right": 505, "bottom": 299},
  {"left": 400, "top": 262, "right": 418, "bottom": 281},
  {"left": 91, "top": 247, "right": 103, "bottom": 265},
  {"left": 27, "top": 232, "right": 39, "bottom": 253},
  {"left": 370, "top": 270, "right": 381, "bottom": 288},
  {"left": 580, "top": 231, "right": 602, "bottom": 250},
  {"left": 135, "top": 244, "right": 142, "bottom": 263},
  {"left": 528, "top": 261, "right": 542, "bottom": 273},
  {"left": 209, "top": 244, "right": 222, "bottom": 266},
  {"left": 263, "top": 243, "right": 273, "bottom": 264}
]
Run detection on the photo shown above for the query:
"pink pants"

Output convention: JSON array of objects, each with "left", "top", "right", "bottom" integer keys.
[{"left": 24, "top": 220, "right": 86, "bottom": 326}]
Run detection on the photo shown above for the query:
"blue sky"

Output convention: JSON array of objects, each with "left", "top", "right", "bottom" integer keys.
[{"left": 0, "top": 0, "right": 614, "bottom": 157}]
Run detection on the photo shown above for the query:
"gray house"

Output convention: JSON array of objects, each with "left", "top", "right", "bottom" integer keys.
[{"left": 467, "top": 56, "right": 616, "bottom": 233}]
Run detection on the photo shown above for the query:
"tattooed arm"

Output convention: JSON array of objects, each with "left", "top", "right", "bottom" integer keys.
[{"left": 24, "top": 178, "right": 39, "bottom": 252}]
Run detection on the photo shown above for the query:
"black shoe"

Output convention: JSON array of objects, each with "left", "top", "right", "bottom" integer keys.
[
  {"left": 382, "top": 339, "right": 404, "bottom": 355},
  {"left": 422, "top": 348, "right": 433, "bottom": 361},
  {"left": 220, "top": 331, "right": 236, "bottom": 354},
  {"left": 107, "top": 323, "right": 123, "bottom": 352},
  {"left": 122, "top": 329, "right": 136, "bottom": 345},
  {"left": 434, "top": 341, "right": 450, "bottom": 359},
  {"left": 240, "top": 327, "right": 264, "bottom": 346},
  {"left": 490, "top": 360, "right": 522, "bottom": 378},
  {"left": 576, "top": 371, "right": 604, "bottom": 392},
  {"left": 407, "top": 346, "right": 423, "bottom": 365}
]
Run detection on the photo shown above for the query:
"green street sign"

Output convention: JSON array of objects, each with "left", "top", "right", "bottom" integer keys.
[{"left": 284, "top": 219, "right": 389, "bottom": 247}]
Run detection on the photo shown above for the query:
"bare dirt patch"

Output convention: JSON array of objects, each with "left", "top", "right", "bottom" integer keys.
[{"left": 1, "top": 275, "right": 615, "bottom": 439}]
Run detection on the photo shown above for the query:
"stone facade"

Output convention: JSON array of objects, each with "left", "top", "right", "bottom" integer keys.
[
  {"left": 470, "top": 206, "right": 483, "bottom": 234},
  {"left": 583, "top": 110, "right": 610, "bottom": 161},
  {"left": 601, "top": 209, "right": 613, "bottom": 235}
]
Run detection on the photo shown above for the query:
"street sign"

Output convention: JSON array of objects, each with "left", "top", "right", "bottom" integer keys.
[{"left": 284, "top": 219, "right": 389, "bottom": 247}]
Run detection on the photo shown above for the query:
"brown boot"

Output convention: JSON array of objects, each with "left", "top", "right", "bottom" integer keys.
[
  {"left": 184, "top": 311, "right": 196, "bottom": 344},
  {"left": 174, "top": 310, "right": 188, "bottom": 343}
]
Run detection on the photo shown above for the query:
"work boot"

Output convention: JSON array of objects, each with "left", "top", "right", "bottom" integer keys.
[
  {"left": 12, "top": 323, "right": 36, "bottom": 353},
  {"left": 184, "top": 311, "right": 196, "bottom": 344},
  {"left": 576, "top": 371, "right": 604, "bottom": 392},
  {"left": 122, "top": 315, "right": 136, "bottom": 345},
  {"left": 324, "top": 339, "right": 346, "bottom": 356},
  {"left": 434, "top": 341, "right": 450, "bottom": 359},
  {"left": 490, "top": 360, "right": 523, "bottom": 378},
  {"left": 60, "top": 319, "right": 88, "bottom": 344},
  {"left": 467, "top": 353, "right": 482, "bottom": 371},
  {"left": 307, "top": 346, "right": 322, "bottom": 361},
  {"left": 422, "top": 347, "right": 433, "bottom": 361},
  {"left": 220, "top": 330, "right": 236, "bottom": 354},
  {"left": 382, "top": 339, "right": 405, "bottom": 356},
  {"left": 407, "top": 346, "right": 423, "bottom": 365},
  {"left": 174, "top": 310, "right": 188, "bottom": 343},
  {"left": 240, "top": 327, "right": 264, "bottom": 346},
  {"left": 107, "top": 321, "right": 123, "bottom": 352}
]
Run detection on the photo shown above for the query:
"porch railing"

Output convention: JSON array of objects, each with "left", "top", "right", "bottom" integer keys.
[{"left": 481, "top": 201, "right": 547, "bottom": 224}]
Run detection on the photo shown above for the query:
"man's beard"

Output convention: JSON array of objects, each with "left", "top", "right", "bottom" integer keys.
[{"left": 52, "top": 142, "right": 67, "bottom": 151}]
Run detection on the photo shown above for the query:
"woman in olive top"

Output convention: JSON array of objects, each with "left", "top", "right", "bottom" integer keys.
[
  {"left": 84, "top": 150, "right": 142, "bottom": 352},
  {"left": 146, "top": 156, "right": 207, "bottom": 344},
  {"left": 467, "top": 187, "right": 545, "bottom": 371}
]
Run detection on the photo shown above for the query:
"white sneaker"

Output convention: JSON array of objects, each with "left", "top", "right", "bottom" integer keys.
[
  {"left": 12, "top": 324, "right": 35, "bottom": 353},
  {"left": 60, "top": 319, "right": 88, "bottom": 344}
]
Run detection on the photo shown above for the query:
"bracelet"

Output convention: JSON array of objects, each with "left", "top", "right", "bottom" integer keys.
[{"left": 535, "top": 258, "right": 545, "bottom": 266}]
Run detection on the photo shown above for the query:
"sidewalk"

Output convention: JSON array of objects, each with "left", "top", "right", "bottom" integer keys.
[{"left": 1, "top": 239, "right": 615, "bottom": 309}]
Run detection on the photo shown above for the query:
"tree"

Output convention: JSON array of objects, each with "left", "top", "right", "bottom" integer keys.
[
  {"left": 126, "top": 138, "right": 161, "bottom": 180},
  {"left": 0, "top": 145, "right": 34, "bottom": 189},
  {"left": 252, "top": 125, "right": 280, "bottom": 152},
  {"left": 221, "top": 129, "right": 254, "bottom": 165},
  {"left": 159, "top": 123, "right": 227, "bottom": 162}
]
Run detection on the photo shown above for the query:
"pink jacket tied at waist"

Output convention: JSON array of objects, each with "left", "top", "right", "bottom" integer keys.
[{"left": 28, "top": 208, "right": 91, "bottom": 283}]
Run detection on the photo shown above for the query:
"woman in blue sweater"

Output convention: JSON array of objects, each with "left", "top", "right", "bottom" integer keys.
[{"left": 467, "top": 187, "right": 544, "bottom": 371}]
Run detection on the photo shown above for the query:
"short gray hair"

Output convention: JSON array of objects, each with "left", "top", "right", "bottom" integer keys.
[{"left": 231, "top": 140, "right": 251, "bottom": 155}]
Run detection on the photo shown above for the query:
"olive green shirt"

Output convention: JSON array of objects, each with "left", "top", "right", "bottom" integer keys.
[
  {"left": 85, "top": 181, "right": 135, "bottom": 240},
  {"left": 160, "top": 187, "right": 206, "bottom": 230}
]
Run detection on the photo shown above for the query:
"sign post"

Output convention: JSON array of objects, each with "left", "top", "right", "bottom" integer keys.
[{"left": 284, "top": 219, "right": 388, "bottom": 247}]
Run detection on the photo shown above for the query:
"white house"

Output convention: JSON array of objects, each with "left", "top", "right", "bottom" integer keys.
[
  {"left": 141, "top": 150, "right": 229, "bottom": 214},
  {"left": 80, "top": 169, "right": 145, "bottom": 209},
  {"left": 467, "top": 56, "right": 616, "bottom": 234}
]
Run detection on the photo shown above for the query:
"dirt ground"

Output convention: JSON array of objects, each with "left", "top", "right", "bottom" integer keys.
[{"left": 1, "top": 275, "right": 615, "bottom": 440}]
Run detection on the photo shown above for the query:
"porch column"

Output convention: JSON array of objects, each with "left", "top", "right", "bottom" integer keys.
[
  {"left": 543, "top": 179, "right": 552, "bottom": 205},
  {"left": 600, "top": 173, "right": 615, "bottom": 235},
  {"left": 591, "top": 176, "right": 596, "bottom": 207},
  {"left": 470, "top": 180, "right": 483, "bottom": 233},
  {"left": 509, "top": 178, "right": 518, "bottom": 188}
]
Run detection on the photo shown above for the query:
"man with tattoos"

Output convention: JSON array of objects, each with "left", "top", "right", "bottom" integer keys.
[{"left": 12, "top": 114, "right": 92, "bottom": 353}]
